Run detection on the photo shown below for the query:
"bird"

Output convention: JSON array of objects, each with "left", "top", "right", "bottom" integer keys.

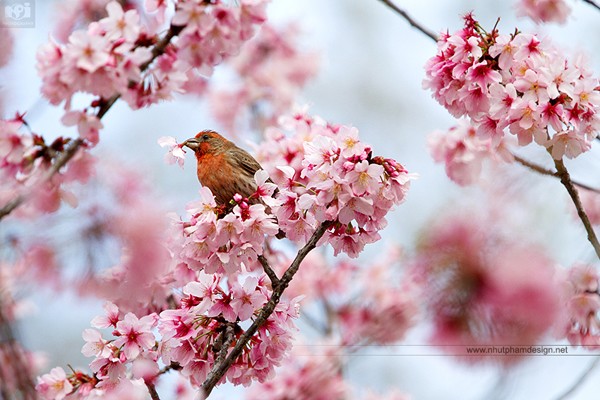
[{"left": 182, "top": 130, "right": 264, "bottom": 207}]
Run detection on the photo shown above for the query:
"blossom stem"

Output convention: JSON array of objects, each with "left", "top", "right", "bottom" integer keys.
[
  {"left": 201, "top": 221, "right": 332, "bottom": 397},
  {"left": 554, "top": 158, "right": 600, "bottom": 259},
  {"left": 376, "top": 0, "right": 438, "bottom": 42},
  {"left": 0, "top": 24, "right": 183, "bottom": 223}
]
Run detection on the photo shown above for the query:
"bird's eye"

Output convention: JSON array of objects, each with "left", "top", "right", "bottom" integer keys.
[{"left": 202, "top": 134, "right": 210, "bottom": 141}]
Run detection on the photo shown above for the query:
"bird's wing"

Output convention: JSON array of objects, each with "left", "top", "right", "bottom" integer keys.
[{"left": 231, "top": 147, "right": 263, "bottom": 178}]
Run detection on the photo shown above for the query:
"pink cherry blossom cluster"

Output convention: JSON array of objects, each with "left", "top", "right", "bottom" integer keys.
[
  {"left": 52, "top": 0, "right": 131, "bottom": 42},
  {"left": 578, "top": 188, "right": 600, "bottom": 226},
  {"left": 37, "top": 0, "right": 269, "bottom": 113},
  {"left": 564, "top": 264, "right": 600, "bottom": 347},
  {"left": 209, "top": 23, "right": 319, "bottom": 133},
  {"left": 412, "top": 212, "right": 562, "bottom": 363},
  {"left": 37, "top": 302, "right": 160, "bottom": 398},
  {"left": 424, "top": 14, "right": 600, "bottom": 162},
  {"left": 37, "top": 1, "right": 153, "bottom": 108},
  {"left": 160, "top": 274, "right": 300, "bottom": 387},
  {"left": 172, "top": 184, "right": 279, "bottom": 276},
  {"left": 516, "top": 0, "right": 571, "bottom": 24},
  {"left": 428, "top": 119, "right": 512, "bottom": 185},
  {"left": 256, "top": 111, "right": 415, "bottom": 257},
  {"left": 0, "top": 115, "right": 96, "bottom": 216}
]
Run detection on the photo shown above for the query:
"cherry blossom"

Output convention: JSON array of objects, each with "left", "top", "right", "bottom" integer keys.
[
  {"left": 157, "top": 275, "right": 300, "bottom": 388},
  {"left": 564, "top": 264, "right": 600, "bottom": 347},
  {"left": 423, "top": 14, "right": 600, "bottom": 168},
  {"left": 256, "top": 111, "right": 415, "bottom": 257},
  {"left": 158, "top": 136, "right": 186, "bottom": 168},
  {"left": 113, "top": 313, "right": 159, "bottom": 360},
  {"left": 412, "top": 212, "right": 562, "bottom": 363},
  {"left": 428, "top": 119, "right": 497, "bottom": 185},
  {"left": 36, "top": 367, "right": 73, "bottom": 400},
  {"left": 516, "top": 0, "right": 571, "bottom": 24},
  {"left": 246, "top": 350, "right": 349, "bottom": 400}
]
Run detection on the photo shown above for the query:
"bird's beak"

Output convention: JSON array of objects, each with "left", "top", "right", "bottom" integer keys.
[{"left": 182, "top": 138, "right": 200, "bottom": 150}]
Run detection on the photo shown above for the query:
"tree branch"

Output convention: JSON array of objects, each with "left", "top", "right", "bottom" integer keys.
[
  {"left": 257, "top": 254, "right": 280, "bottom": 286},
  {"left": 582, "top": 0, "right": 600, "bottom": 12},
  {"left": 554, "top": 158, "right": 600, "bottom": 259},
  {"left": 0, "top": 24, "right": 183, "bottom": 222},
  {"left": 513, "top": 154, "right": 600, "bottom": 194},
  {"left": 376, "top": 0, "right": 438, "bottom": 42},
  {"left": 201, "top": 221, "right": 332, "bottom": 397},
  {"left": 146, "top": 382, "right": 161, "bottom": 400}
]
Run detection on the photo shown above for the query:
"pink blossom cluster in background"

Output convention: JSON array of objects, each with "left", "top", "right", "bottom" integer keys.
[
  {"left": 424, "top": 14, "right": 600, "bottom": 184},
  {"left": 0, "top": 116, "right": 96, "bottom": 216},
  {"left": 208, "top": 24, "right": 319, "bottom": 133},
  {"left": 412, "top": 213, "right": 563, "bottom": 364},
  {"left": 428, "top": 119, "right": 512, "bottom": 185},
  {"left": 565, "top": 264, "right": 600, "bottom": 347},
  {"left": 516, "top": 0, "right": 571, "bottom": 24},
  {"left": 37, "top": 0, "right": 269, "bottom": 139},
  {"left": 246, "top": 350, "right": 348, "bottom": 400}
]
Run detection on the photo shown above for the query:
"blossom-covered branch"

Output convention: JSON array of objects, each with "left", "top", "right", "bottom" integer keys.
[{"left": 201, "top": 221, "right": 331, "bottom": 397}]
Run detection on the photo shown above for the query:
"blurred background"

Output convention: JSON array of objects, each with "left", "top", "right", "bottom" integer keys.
[{"left": 2, "top": 0, "right": 600, "bottom": 398}]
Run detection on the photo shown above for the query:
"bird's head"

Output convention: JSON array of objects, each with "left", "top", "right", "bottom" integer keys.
[{"left": 182, "top": 130, "right": 231, "bottom": 155}]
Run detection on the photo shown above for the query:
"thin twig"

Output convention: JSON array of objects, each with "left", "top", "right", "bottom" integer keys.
[
  {"left": 582, "top": 0, "right": 600, "bottom": 12},
  {"left": 513, "top": 154, "right": 600, "bottom": 194},
  {"left": 554, "top": 356, "right": 600, "bottom": 400},
  {"left": 0, "top": 24, "right": 183, "bottom": 222},
  {"left": 257, "top": 254, "right": 280, "bottom": 286},
  {"left": 201, "top": 222, "right": 332, "bottom": 397},
  {"left": 513, "top": 154, "right": 556, "bottom": 177},
  {"left": 554, "top": 158, "right": 600, "bottom": 259},
  {"left": 376, "top": 0, "right": 438, "bottom": 42}
]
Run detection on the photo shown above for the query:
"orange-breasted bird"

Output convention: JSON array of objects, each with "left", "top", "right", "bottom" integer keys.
[{"left": 182, "top": 130, "right": 264, "bottom": 206}]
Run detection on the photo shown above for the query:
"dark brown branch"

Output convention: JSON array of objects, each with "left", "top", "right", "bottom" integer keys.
[
  {"left": 0, "top": 24, "right": 183, "bottom": 222},
  {"left": 513, "top": 154, "right": 600, "bottom": 194},
  {"left": 554, "top": 158, "right": 600, "bottom": 259},
  {"left": 582, "top": 0, "right": 600, "bottom": 12},
  {"left": 376, "top": 0, "right": 438, "bottom": 42},
  {"left": 146, "top": 382, "right": 160, "bottom": 400},
  {"left": 257, "top": 254, "right": 280, "bottom": 286},
  {"left": 201, "top": 222, "right": 332, "bottom": 397}
]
